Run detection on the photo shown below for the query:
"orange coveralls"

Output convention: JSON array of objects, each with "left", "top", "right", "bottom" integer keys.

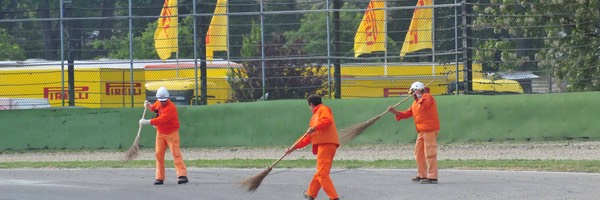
[
  {"left": 294, "top": 104, "right": 340, "bottom": 200},
  {"left": 150, "top": 99, "right": 187, "bottom": 181},
  {"left": 394, "top": 93, "right": 440, "bottom": 179}
]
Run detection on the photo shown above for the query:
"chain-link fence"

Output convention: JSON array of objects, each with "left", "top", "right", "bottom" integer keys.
[{"left": 0, "top": 0, "right": 596, "bottom": 109}]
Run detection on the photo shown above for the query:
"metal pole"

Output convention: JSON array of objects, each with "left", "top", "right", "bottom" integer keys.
[
  {"left": 326, "top": 0, "right": 331, "bottom": 98},
  {"left": 128, "top": 0, "right": 134, "bottom": 107},
  {"left": 176, "top": 3, "right": 180, "bottom": 78},
  {"left": 200, "top": 6, "right": 207, "bottom": 106},
  {"left": 226, "top": 0, "right": 232, "bottom": 101},
  {"left": 65, "top": 1, "right": 74, "bottom": 106},
  {"left": 432, "top": 0, "right": 436, "bottom": 75},
  {"left": 260, "top": 0, "right": 266, "bottom": 99},
  {"left": 461, "top": 0, "right": 472, "bottom": 94},
  {"left": 465, "top": 0, "right": 473, "bottom": 93},
  {"left": 193, "top": 0, "right": 199, "bottom": 105},
  {"left": 226, "top": 0, "right": 231, "bottom": 67},
  {"left": 384, "top": 1, "right": 388, "bottom": 77},
  {"left": 383, "top": 1, "right": 388, "bottom": 77},
  {"left": 60, "top": 0, "right": 65, "bottom": 107},
  {"left": 454, "top": 0, "right": 459, "bottom": 95},
  {"left": 333, "top": 0, "right": 341, "bottom": 99}
]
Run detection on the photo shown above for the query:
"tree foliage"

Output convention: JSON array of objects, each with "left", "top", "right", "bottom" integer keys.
[
  {"left": 0, "top": 28, "right": 26, "bottom": 61},
  {"left": 473, "top": 0, "right": 600, "bottom": 91},
  {"left": 283, "top": 3, "right": 363, "bottom": 59},
  {"left": 283, "top": 2, "right": 399, "bottom": 62},
  {"left": 228, "top": 21, "right": 328, "bottom": 102},
  {"left": 92, "top": 16, "right": 199, "bottom": 59}
]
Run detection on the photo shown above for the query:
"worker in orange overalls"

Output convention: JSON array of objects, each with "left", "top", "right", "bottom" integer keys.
[
  {"left": 286, "top": 94, "right": 341, "bottom": 200},
  {"left": 387, "top": 81, "right": 440, "bottom": 184},
  {"left": 139, "top": 86, "right": 188, "bottom": 185}
]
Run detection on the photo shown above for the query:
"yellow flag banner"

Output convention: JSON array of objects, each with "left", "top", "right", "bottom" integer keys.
[
  {"left": 400, "top": 0, "right": 432, "bottom": 57},
  {"left": 206, "top": 0, "right": 228, "bottom": 62},
  {"left": 353, "top": 0, "right": 385, "bottom": 58},
  {"left": 154, "top": 0, "right": 178, "bottom": 60}
]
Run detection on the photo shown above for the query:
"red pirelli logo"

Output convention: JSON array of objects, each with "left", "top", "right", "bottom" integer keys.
[
  {"left": 44, "top": 86, "right": 90, "bottom": 100},
  {"left": 383, "top": 87, "right": 430, "bottom": 97},
  {"left": 105, "top": 82, "right": 142, "bottom": 96}
]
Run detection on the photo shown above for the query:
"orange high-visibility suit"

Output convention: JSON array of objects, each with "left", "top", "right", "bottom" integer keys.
[
  {"left": 394, "top": 93, "right": 440, "bottom": 180},
  {"left": 293, "top": 104, "right": 340, "bottom": 200},
  {"left": 149, "top": 99, "right": 187, "bottom": 181}
]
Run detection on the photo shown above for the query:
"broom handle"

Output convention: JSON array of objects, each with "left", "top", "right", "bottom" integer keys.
[
  {"left": 375, "top": 95, "right": 412, "bottom": 118},
  {"left": 268, "top": 132, "right": 309, "bottom": 169},
  {"left": 134, "top": 106, "right": 148, "bottom": 139},
  {"left": 375, "top": 80, "right": 436, "bottom": 118}
]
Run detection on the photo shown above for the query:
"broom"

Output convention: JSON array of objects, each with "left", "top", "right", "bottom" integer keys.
[
  {"left": 124, "top": 106, "right": 148, "bottom": 161},
  {"left": 240, "top": 132, "right": 309, "bottom": 192},
  {"left": 339, "top": 80, "right": 435, "bottom": 145}
]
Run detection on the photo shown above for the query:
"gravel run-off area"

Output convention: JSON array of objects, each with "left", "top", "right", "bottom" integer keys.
[{"left": 1, "top": 141, "right": 599, "bottom": 162}]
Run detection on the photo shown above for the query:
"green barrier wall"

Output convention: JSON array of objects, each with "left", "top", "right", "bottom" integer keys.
[{"left": 1, "top": 92, "right": 599, "bottom": 150}]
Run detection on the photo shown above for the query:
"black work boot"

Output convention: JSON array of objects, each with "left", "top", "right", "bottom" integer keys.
[
  {"left": 154, "top": 179, "right": 163, "bottom": 185},
  {"left": 303, "top": 192, "right": 315, "bottom": 200},
  {"left": 420, "top": 178, "right": 438, "bottom": 184},
  {"left": 412, "top": 176, "right": 426, "bottom": 182},
  {"left": 177, "top": 176, "right": 189, "bottom": 184}
]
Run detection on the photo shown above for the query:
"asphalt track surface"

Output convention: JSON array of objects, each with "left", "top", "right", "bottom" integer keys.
[{"left": 1, "top": 168, "right": 598, "bottom": 200}]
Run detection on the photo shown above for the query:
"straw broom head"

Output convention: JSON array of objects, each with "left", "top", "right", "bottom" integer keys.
[
  {"left": 125, "top": 106, "right": 147, "bottom": 161},
  {"left": 124, "top": 136, "right": 141, "bottom": 161},
  {"left": 239, "top": 133, "right": 307, "bottom": 192},
  {"left": 339, "top": 115, "right": 382, "bottom": 145},
  {"left": 240, "top": 167, "right": 273, "bottom": 192}
]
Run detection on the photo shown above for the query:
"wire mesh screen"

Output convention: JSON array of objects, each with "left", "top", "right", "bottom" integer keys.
[{"left": 0, "top": 0, "right": 595, "bottom": 109}]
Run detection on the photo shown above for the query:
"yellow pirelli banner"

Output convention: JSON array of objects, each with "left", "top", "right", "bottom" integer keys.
[{"left": 0, "top": 63, "right": 146, "bottom": 108}]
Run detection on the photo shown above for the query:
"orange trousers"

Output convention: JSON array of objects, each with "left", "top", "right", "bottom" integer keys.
[
  {"left": 306, "top": 144, "right": 339, "bottom": 200},
  {"left": 155, "top": 130, "right": 187, "bottom": 180},
  {"left": 415, "top": 131, "right": 438, "bottom": 179}
]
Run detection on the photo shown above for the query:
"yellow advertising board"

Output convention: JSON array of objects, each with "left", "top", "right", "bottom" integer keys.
[
  {"left": 0, "top": 61, "right": 146, "bottom": 108},
  {"left": 0, "top": 60, "right": 521, "bottom": 108},
  {"left": 339, "top": 62, "right": 476, "bottom": 97},
  {"left": 143, "top": 61, "right": 241, "bottom": 105}
]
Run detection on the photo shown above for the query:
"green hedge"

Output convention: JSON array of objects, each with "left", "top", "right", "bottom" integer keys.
[{"left": 1, "top": 92, "right": 598, "bottom": 150}]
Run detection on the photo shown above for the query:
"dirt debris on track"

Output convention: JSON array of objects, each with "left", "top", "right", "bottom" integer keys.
[{"left": 1, "top": 141, "right": 599, "bottom": 162}]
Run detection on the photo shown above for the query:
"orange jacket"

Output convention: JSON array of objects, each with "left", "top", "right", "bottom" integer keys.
[
  {"left": 295, "top": 104, "right": 340, "bottom": 153},
  {"left": 395, "top": 93, "right": 440, "bottom": 132},
  {"left": 150, "top": 99, "right": 180, "bottom": 134}
]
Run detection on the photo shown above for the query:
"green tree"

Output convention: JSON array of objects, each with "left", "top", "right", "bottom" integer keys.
[
  {"left": 228, "top": 21, "right": 328, "bottom": 102},
  {"left": 473, "top": 0, "right": 600, "bottom": 91},
  {"left": 224, "top": 0, "right": 302, "bottom": 60},
  {"left": 0, "top": 28, "right": 26, "bottom": 60},
  {"left": 92, "top": 16, "right": 197, "bottom": 59},
  {"left": 240, "top": 20, "right": 261, "bottom": 59},
  {"left": 0, "top": 0, "right": 186, "bottom": 60},
  {"left": 283, "top": 2, "right": 402, "bottom": 63}
]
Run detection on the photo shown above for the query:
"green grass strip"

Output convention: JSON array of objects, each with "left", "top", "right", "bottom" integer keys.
[{"left": 1, "top": 159, "right": 599, "bottom": 173}]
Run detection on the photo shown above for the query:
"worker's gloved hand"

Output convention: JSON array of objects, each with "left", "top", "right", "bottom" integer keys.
[
  {"left": 387, "top": 106, "right": 398, "bottom": 116},
  {"left": 306, "top": 127, "right": 315, "bottom": 134},
  {"left": 144, "top": 100, "right": 152, "bottom": 109},
  {"left": 139, "top": 119, "right": 151, "bottom": 126},
  {"left": 387, "top": 106, "right": 395, "bottom": 112},
  {"left": 285, "top": 147, "right": 295, "bottom": 154}
]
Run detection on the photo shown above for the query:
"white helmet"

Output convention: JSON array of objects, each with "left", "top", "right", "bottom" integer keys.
[
  {"left": 410, "top": 81, "right": 425, "bottom": 90},
  {"left": 156, "top": 87, "right": 169, "bottom": 101}
]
